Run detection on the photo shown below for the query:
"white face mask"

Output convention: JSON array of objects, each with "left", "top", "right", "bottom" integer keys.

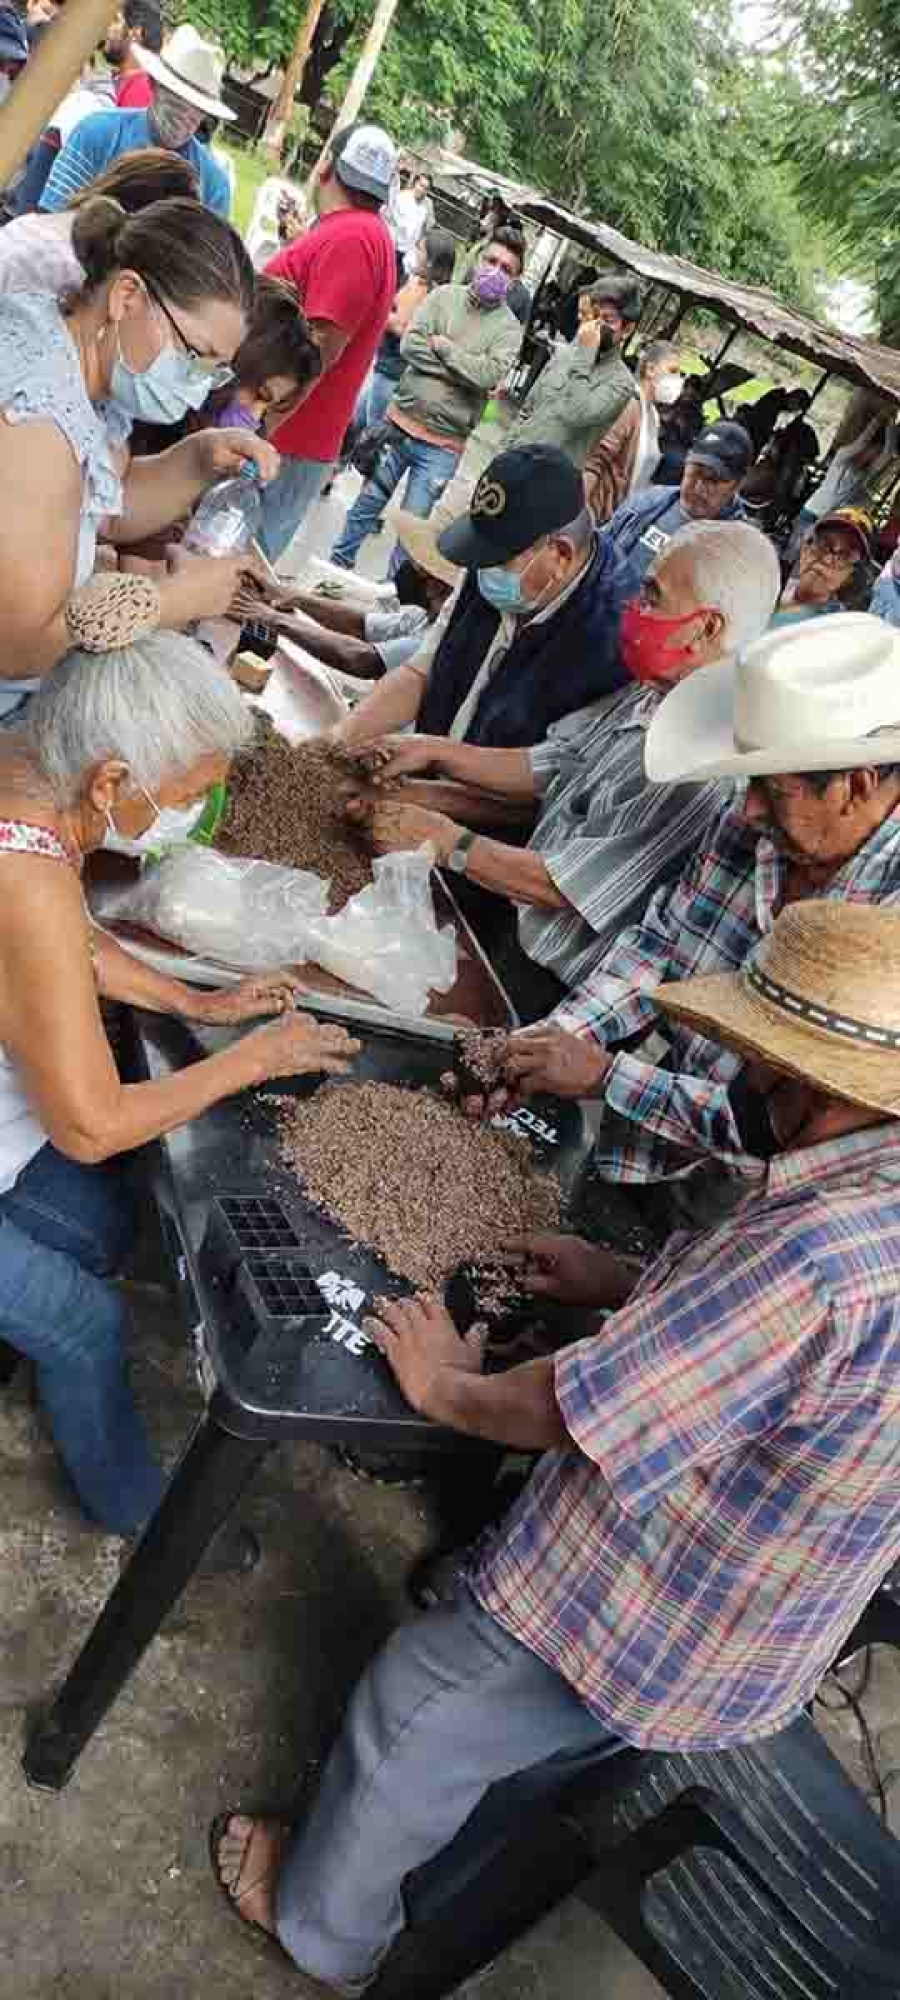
[
  {"left": 104, "top": 785, "right": 204, "bottom": 858},
  {"left": 655, "top": 371, "right": 685, "bottom": 407}
]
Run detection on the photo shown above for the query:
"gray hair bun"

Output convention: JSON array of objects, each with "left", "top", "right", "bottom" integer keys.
[{"left": 66, "top": 573, "right": 161, "bottom": 652}]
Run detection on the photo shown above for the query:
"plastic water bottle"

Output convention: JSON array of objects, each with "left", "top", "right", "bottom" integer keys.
[{"left": 183, "top": 462, "right": 263, "bottom": 558}]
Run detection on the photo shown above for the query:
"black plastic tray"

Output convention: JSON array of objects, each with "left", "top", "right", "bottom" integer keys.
[{"left": 130, "top": 1002, "right": 591, "bottom": 1449}]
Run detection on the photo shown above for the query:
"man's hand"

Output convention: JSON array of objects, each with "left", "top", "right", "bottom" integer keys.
[
  {"left": 192, "top": 428, "right": 281, "bottom": 487},
  {"left": 430, "top": 334, "right": 453, "bottom": 357},
  {"left": 345, "top": 795, "right": 461, "bottom": 862},
  {"left": 576, "top": 320, "right": 610, "bottom": 355},
  {"left": 501, "top": 1232, "right": 640, "bottom": 1308},
  {"left": 366, "top": 1293, "right": 484, "bottom": 1415},
  {"left": 350, "top": 735, "right": 446, "bottom": 785},
  {"left": 505, "top": 1027, "right": 611, "bottom": 1100},
  {"left": 190, "top": 972, "right": 306, "bottom": 1026},
  {"left": 164, "top": 546, "right": 269, "bottom": 623}
]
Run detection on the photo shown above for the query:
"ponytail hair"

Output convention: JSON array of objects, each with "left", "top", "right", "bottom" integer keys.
[{"left": 70, "top": 196, "right": 256, "bottom": 318}]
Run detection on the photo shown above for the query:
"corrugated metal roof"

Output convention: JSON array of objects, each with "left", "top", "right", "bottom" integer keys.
[{"left": 431, "top": 151, "right": 900, "bottom": 404}]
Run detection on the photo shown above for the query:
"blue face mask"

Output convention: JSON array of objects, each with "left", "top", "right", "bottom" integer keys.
[
  {"left": 111, "top": 329, "right": 212, "bottom": 426},
  {"left": 477, "top": 551, "right": 540, "bottom": 616}
]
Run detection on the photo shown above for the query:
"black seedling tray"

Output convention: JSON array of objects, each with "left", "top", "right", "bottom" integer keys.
[{"left": 234, "top": 1251, "right": 331, "bottom": 1345}]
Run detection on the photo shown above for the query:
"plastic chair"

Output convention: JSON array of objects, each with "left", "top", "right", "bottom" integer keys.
[{"left": 369, "top": 1589, "right": 900, "bottom": 2000}]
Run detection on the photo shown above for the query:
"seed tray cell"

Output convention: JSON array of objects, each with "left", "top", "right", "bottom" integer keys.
[{"left": 241, "top": 1251, "right": 328, "bottom": 1322}]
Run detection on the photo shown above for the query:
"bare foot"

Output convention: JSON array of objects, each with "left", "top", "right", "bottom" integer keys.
[{"left": 213, "top": 1813, "right": 292, "bottom": 1934}]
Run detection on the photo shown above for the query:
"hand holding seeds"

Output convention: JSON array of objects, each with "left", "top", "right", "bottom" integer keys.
[
  {"left": 500, "top": 1233, "right": 639, "bottom": 1308},
  {"left": 344, "top": 794, "right": 460, "bottom": 861},
  {"left": 243, "top": 1012, "right": 360, "bottom": 1086},
  {"left": 366, "top": 1293, "right": 485, "bottom": 1414}
]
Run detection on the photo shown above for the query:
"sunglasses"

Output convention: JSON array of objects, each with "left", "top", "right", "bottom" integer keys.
[{"left": 143, "top": 277, "right": 234, "bottom": 390}]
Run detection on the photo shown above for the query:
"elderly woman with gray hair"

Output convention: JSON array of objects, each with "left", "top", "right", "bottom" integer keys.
[{"left": 0, "top": 622, "right": 357, "bottom": 1537}]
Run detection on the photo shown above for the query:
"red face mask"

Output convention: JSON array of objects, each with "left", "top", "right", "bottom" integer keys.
[{"left": 619, "top": 600, "right": 715, "bottom": 685}]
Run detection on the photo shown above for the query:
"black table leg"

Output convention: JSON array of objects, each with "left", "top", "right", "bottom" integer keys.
[
  {"left": 0, "top": 1336, "right": 21, "bottom": 1384},
  {"left": 22, "top": 1407, "right": 272, "bottom": 1790}
]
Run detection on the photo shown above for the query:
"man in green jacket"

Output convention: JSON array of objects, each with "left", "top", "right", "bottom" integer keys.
[
  {"left": 331, "top": 229, "right": 523, "bottom": 574},
  {"left": 507, "top": 270, "right": 641, "bottom": 466}
]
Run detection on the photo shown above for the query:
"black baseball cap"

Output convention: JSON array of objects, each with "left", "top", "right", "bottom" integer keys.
[
  {"left": 437, "top": 445, "right": 586, "bottom": 570},
  {"left": 687, "top": 420, "right": 754, "bottom": 480}
]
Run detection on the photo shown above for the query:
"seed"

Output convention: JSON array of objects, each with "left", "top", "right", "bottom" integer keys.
[
  {"left": 278, "top": 1080, "right": 560, "bottom": 1292},
  {"left": 217, "top": 720, "right": 377, "bottom": 911}
]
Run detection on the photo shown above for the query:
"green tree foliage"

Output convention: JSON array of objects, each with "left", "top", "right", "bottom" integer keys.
[
  {"left": 183, "top": 0, "right": 842, "bottom": 310},
  {"left": 770, "top": 0, "right": 900, "bottom": 330}
]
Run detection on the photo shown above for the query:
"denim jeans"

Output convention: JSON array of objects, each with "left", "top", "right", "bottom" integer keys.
[
  {"left": 0, "top": 1142, "right": 165, "bottom": 1535},
  {"left": 256, "top": 455, "right": 334, "bottom": 563},
  {"left": 275, "top": 1587, "right": 623, "bottom": 1989},
  {"left": 330, "top": 427, "right": 459, "bottom": 574}
]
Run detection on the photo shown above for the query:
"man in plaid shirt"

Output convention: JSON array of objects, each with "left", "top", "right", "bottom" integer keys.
[
  {"left": 211, "top": 902, "right": 900, "bottom": 1995},
  {"left": 479, "top": 619, "right": 900, "bottom": 1184}
]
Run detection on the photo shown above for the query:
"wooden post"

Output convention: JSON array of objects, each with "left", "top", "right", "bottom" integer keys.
[
  {"left": 0, "top": 0, "right": 120, "bottom": 191},
  {"left": 262, "top": 0, "right": 326, "bottom": 159},
  {"left": 307, "top": 0, "right": 400, "bottom": 193}
]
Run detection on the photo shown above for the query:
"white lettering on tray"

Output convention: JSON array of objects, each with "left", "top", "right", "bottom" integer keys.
[
  {"left": 317, "top": 1269, "right": 374, "bottom": 1359},
  {"left": 494, "top": 1107, "right": 559, "bottom": 1146}
]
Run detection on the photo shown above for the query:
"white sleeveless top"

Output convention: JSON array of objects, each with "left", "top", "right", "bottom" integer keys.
[{"left": 0, "top": 820, "right": 74, "bottom": 1192}]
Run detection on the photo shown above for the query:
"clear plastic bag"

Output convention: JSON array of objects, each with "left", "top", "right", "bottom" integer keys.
[
  {"left": 90, "top": 847, "right": 328, "bottom": 971},
  {"left": 303, "top": 848, "right": 457, "bottom": 1015},
  {"left": 90, "top": 844, "right": 457, "bottom": 1013}
]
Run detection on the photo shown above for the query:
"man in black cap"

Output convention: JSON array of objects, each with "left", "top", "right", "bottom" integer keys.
[
  {"left": 604, "top": 419, "right": 752, "bottom": 589},
  {"left": 334, "top": 442, "right": 632, "bottom": 752}
]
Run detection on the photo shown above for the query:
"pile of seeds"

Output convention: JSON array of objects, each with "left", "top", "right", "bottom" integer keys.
[
  {"left": 278, "top": 1080, "right": 560, "bottom": 1291},
  {"left": 454, "top": 1028, "right": 510, "bottom": 1096},
  {"left": 216, "top": 720, "right": 375, "bottom": 911}
]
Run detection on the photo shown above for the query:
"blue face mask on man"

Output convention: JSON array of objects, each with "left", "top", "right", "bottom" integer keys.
[{"left": 477, "top": 547, "right": 544, "bottom": 616}]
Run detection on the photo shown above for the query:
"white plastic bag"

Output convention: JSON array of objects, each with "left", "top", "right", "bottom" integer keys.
[
  {"left": 90, "top": 847, "right": 328, "bottom": 971},
  {"left": 90, "top": 844, "right": 457, "bottom": 1013},
  {"left": 303, "top": 848, "right": 457, "bottom": 1015}
]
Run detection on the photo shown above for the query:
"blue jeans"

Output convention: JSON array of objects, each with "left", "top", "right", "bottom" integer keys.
[
  {"left": 275, "top": 1587, "right": 623, "bottom": 1988},
  {"left": 256, "top": 455, "right": 334, "bottom": 563},
  {"left": 0, "top": 1143, "right": 165, "bottom": 1535},
  {"left": 331, "top": 427, "right": 459, "bottom": 574}
]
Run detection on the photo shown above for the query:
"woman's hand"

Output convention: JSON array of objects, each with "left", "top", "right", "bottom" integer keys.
[
  {"left": 163, "top": 545, "right": 269, "bottom": 624},
  {"left": 365, "top": 1293, "right": 484, "bottom": 1414},
  {"left": 191, "top": 973, "right": 306, "bottom": 1026},
  {"left": 345, "top": 794, "right": 460, "bottom": 862},
  {"left": 191, "top": 428, "right": 281, "bottom": 488},
  {"left": 243, "top": 1011, "right": 360, "bottom": 1085},
  {"left": 500, "top": 1233, "right": 639, "bottom": 1308}
]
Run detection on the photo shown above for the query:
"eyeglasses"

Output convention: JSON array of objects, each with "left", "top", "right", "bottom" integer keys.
[
  {"left": 143, "top": 277, "right": 234, "bottom": 390},
  {"left": 810, "top": 539, "right": 857, "bottom": 566}
]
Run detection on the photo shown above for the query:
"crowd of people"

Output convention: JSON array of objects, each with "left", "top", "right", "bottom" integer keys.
[{"left": 1, "top": 20, "right": 900, "bottom": 1996}]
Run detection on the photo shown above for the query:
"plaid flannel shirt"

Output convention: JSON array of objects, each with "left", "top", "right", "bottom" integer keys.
[
  {"left": 551, "top": 799, "right": 900, "bottom": 1181},
  {"left": 472, "top": 1124, "right": 900, "bottom": 1749}
]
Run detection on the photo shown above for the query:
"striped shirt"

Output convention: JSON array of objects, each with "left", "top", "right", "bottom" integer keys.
[
  {"left": 551, "top": 799, "right": 900, "bottom": 1181},
  {"left": 40, "top": 111, "right": 231, "bottom": 218},
  {"left": 519, "top": 685, "right": 727, "bottom": 987},
  {"left": 472, "top": 1122, "right": 900, "bottom": 1748}
]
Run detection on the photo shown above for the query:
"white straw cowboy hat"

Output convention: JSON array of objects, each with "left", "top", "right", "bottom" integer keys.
[
  {"left": 644, "top": 613, "right": 900, "bottom": 783},
  {"left": 136, "top": 23, "right": 235, "bottom": 121},
  {"left": 388, "top": 506, "right": 461, "bottom": 589},
  {"left": 655, "top": 902, "right": 900, "bottom": 1118}
]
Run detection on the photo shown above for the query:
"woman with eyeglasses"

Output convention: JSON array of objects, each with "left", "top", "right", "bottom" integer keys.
[{"left": 0, "top": 194, "right": 278, "bottom": 722}]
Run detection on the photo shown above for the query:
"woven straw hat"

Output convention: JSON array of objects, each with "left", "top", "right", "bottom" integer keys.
[
  {"left": 655, "top": 902, "right": 900, "bottom": 1116},
  {"left": 387, "top": 506, "right": 461, "bottom": 588}
]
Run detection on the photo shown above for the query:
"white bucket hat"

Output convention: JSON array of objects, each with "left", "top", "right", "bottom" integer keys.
[
  {"left": 136, "top": 23, "right": 235, "bottom": 122},
  {"left": 644, "top": 612, "right": 900, "bottom": 783}
]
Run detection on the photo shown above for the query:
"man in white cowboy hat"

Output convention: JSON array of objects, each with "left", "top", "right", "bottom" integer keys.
[
  {"left": 40, "top": 23, "right": 234, "bottom": 217},
  {"left": 211, "top": 897, "right": 900, "bottom": 1994},
  {"left": 347, "top": 519, "right": 780, "bottom": 1022},
  {"left": 236, "top": 506, "right": 459, "bottom": 679},
  {"left": 464, "top": 612, "right": 900, "bottom": 1187}
]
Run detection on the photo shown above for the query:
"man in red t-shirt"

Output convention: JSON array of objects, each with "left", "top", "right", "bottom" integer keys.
[
  {"left": 258, "top": 120, "right": 398, "bottom": 562},
  {"left": 105, "top": 0, "right": 160, "bottom": 108}
]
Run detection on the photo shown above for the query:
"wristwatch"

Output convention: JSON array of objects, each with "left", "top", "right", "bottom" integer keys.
[{"left": 446, "top": 829, "right": 478, "bottom": 875}]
